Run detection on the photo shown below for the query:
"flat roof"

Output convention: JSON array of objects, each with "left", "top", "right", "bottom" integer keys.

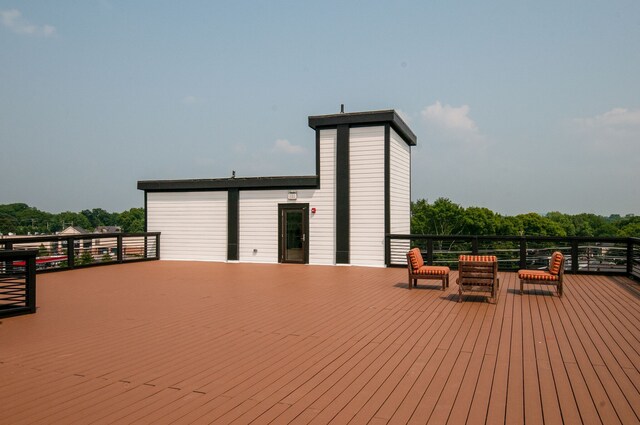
[{"left": 308, "top": 109, "right": 417, "bottom": 146}]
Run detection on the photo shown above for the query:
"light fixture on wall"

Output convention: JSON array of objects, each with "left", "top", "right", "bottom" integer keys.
[{"left": 288, "top": 191, "right": 297, "bottom": 200}]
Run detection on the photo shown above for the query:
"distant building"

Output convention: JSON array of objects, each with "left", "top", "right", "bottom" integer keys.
[
  {"left": 95, "top": 226, "right": 122, "bottom": 233},
  {"left": 138, "top": 109, "right": 416, "bottom": 267},
  {"left": 59, "top": 226, "right": 89, "bottom": 235}
]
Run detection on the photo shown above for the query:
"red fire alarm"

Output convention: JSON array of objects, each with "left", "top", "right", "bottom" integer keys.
[{"left": 311, "top": 207, "right": 316, "bottom": 214}]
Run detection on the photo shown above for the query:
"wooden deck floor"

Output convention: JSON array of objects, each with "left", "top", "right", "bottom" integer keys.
[{"left": 1, "top": 261, "right": 639, "bottom": 424}]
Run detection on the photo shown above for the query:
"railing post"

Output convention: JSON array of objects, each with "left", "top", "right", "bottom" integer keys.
[
  {"left": 627, "top": 238, "right": 634, "bottom": 277},
  {"left": 156, "top": 233, "right": 161, "bottom": 260},
  {"left": 117, "top": 235, "right": 123, "bottom": 263},
  {"left": 426, "top": 238, "right": 434, "bottom": 265},
  {"left": 471, "top": 237, "right": 478, "bottom": 255},
  {"left": 2, "top": 242, "right": 12, "bottom": 273},
  {"left": 520, "top": 237, "right": 527, "bottom": 269},
  {"left": 571, "top": 239, "right": 579, "bottom": 274},
  {"left": 384, "top": 235, "right": 390, "bottom": 267},
  {"left": 26, "top": 254, "right": 36, "bottom": 314},
  {"left": 67, "top": 237, "right": 75, "bottom": 269}
]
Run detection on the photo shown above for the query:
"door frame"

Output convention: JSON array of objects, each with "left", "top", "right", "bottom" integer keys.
[{"left": 278, "top": 203, "right": 309, "bottom": 264}]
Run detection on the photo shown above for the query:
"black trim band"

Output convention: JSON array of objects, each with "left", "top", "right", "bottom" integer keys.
[
  {"left": 138, "top": 175, "right": 318, "bottom": 192},
  {"left": 384, "top": 124, "right": 391, "bottom": 266},
  {"left": 143, "top": 191, "right": 148, "bottom": 233},
  {"left": 227, "top": 189, "right": 239, "bottom": 261},
  {"left": 315, "top": 128, "right": 321, "bottom": 188},
  {"left": 335, "top": 124, "right": 350, "bottom": 264}
]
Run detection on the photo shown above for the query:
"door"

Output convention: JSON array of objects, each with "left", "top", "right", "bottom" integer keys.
[{"left": 279, "top": 204, "right": 309, "bottom": 263}]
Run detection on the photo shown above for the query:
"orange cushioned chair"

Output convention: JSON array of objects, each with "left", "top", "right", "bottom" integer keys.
[
  {"left": 406, "top": 248, "right": 450, "bottom": 290},
  {"left": 518, "top": 251, "right": 565, "bottom": 297}
]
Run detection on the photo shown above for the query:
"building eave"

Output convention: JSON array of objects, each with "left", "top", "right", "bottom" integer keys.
[
  {"left": 137, "top": 175, "right": 319, "bottom": 192},
  {"left": 308, "top": 109, "right": 417, "bottom": 146}
]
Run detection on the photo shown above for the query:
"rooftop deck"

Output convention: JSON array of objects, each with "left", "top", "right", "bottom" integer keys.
[{"left": 1, "top": 262, "right": 639, "bottom": 424}]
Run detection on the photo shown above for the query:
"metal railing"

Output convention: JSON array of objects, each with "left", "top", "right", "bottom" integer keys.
[
  {"left": 631, "top": 238, "right": 640, "bottom": 280},
  {"left": 0, "top": 249, "right": 36, "bottom": 318},
  {"left": 0, "top": 232, "right": 160, "bottom": 273},
  {"left": 387, "top": 234, "right": 640, "bottom": 280}
]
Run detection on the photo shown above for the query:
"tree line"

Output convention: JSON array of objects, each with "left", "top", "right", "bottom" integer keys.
[
  {"left": 0, "top": 203, "right": 144, "bottom": 235},
  {"left": 2, "top": 199, "right": 638, "bottom": 238},
  {"left": 411, "top": 198, "right": 640, "bottom": 237}
]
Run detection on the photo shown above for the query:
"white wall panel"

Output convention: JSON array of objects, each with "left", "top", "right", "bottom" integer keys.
[
  {"left": 238, "top": 191, "right": 283, "bottom": 263},
  {"left": 349, "top": 126, "right": 385, "bottom": 266},
  {"left": 147, "top": 191, "right": 227, "bottom": 261},
  {"left": 389, "top": 128, "right": 412, "bottom": 264},
  {"left": 239, "top": 130, "right": 336, "bottom": 265},
  {"left": 310, "top": 129, "right": 336, "bottom": 265}
]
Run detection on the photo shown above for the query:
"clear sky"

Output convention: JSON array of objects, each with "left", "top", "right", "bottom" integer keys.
[{"left": 1, "top": 1, "right": 639, "bottom": 216}]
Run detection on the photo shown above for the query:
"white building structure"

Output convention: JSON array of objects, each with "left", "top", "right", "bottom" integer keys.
[{"left": 138, "top": 109, "right": 416, "bottom": 267}]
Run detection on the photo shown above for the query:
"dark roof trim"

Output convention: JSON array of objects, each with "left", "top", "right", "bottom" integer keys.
[
  {"left": 138, "top": 175, "right": 319, "bottom": 192},
  {"left": 308, "top": 109, "right": 417, "bottom": 146}
]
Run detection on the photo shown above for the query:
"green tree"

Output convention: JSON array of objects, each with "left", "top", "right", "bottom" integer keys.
[
  {"left": 78, "top": 251, "right": 94, "bottom": 265},
  {"left": 462, "top": 207, "right": 499, "bottom": 235},
  {"left": 516, "top": 213, "right": 566, "bottom": 237},
  {"left": 56, "top": 211, "right": 92, "bottom": 232},
  {"left": 616, "top": 216, "right": 640, "bottom": 237},
  {"left": 81, "top": 208, "right": 118, "bottom": 229},
  {"left": 546, "top": 212, "right": 576, "bottom": 236},
  {"left": 496, "top": 215, "right": 523, "bottom": 236},
  {"left": 38, "top": 243, "right": 49, "bottom": 256},
  {"left": 571, "top": 213, "right": 616, "bottom": 237},
  {"left": 0, "top": 203, "right": 54, "bottom": 234},
  {"left": 411, "top": 198, "right": 465, "bottom": 235},
  {"left": 117, "top": 208, "right": 145, "bottom": 233}
]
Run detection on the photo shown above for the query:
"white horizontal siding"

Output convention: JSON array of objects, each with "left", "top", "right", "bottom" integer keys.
[
  {"left": 389, "top": 128, "right": 412, "bottom": 264},
  {"left": 238, "top": 191, "right": 283, "bottom": 263},
  {"left": 239, "top": 129, "right": 336, "bottom": 265},
  {"left": 147, "top": 191, "right": 227, "bottom": 261},
  {"left": 238, "top": 189, "right": 334, "bottom": 265},
  {"left": 309, "top": 129, "right": 336, "bottom": 265},
  {"left": 349, "top": 126, "right": 385, "bottom": 266}
]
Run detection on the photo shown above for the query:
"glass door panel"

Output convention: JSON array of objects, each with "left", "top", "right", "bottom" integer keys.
[
  {"left": 279, "top": 204, "right": 308, "bottom": 264},
  {"left": 284, "top": 210, "right": 304, "bottom": 262}
]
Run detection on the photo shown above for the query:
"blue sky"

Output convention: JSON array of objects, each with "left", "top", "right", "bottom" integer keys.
[{"left": 1, "top": 1, "right": 639, "bottom": 216}]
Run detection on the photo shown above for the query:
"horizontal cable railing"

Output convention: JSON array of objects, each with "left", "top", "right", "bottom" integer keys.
[
  {"left": 0, "top": 232, "right": 160, "bottom": 273},
  {"left": 0, "top": 249, "right": 36, "bottom": 318},
  {"left": 631, "top": 238, "right": 640, "bottom": 280},
  {"left": 387, "top": 234, "right": 638, "bottom": 278}
]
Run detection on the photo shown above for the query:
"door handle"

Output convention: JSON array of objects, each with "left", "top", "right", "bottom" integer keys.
[{"left": 302, "top": 234, "right": 306, "bottom": 242}]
